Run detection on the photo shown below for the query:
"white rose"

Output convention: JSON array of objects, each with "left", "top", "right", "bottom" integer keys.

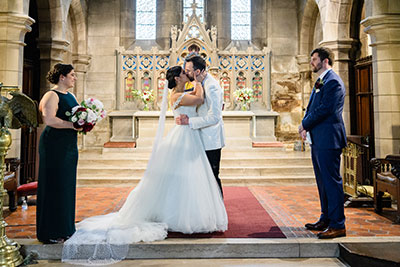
[
  {"left": 71, "top": 105, "right": 80, "bottom": 114},
  {"left": 92, "top": 99, "right": 103, "bottom": 110},
  {"left": 87, "top": 109, "right": 97, "bottom": 123},
  {"left": 79, "top": 111, "right": 88, "bottom": 119}
]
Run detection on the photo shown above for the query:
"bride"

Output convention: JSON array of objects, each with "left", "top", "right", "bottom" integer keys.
[{"left": 62, "top": 66, "right": 228, "bottom": 265}]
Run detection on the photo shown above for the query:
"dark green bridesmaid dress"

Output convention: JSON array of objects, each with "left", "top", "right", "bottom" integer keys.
[{"left": 36, "top": 90, "right": 79, "bottom": 242}]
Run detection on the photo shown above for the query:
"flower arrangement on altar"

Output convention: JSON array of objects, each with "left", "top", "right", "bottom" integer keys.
[
  {"left": 129, "top": 88, "right": 155, "bottom": 110},
  {"left": 66, "top": 98, "right": 107, "bottom": 134},
  {"left": 233, "top": 87, "right": 255, "bottom": 111},
  {"left": 139, "top": 89, "right": 155, "bottom": 110}
]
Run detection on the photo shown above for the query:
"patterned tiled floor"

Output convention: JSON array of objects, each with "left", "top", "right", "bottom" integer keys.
[{"left": 3, "top": 185, "right": 400, "bottom": 240}]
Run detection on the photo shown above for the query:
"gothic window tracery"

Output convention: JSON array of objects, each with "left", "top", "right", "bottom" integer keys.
[
  {"left": 231, "top": 0, "right": 251, "bottom": 40},
  {"left": 220, "top": 72, "right": 231, "bottom": 104},
  {"left": 252, "top": 71, "right": 263, "bottom": 101},
  {"left": 157, "top": 72, "right": 166, "bottom": 104},
  {"left": 183, "top": 0, "right": 204, "bottom": 22},
  {"left": 125, "top": 72, "right": 135, "bottom": 102},
  {"left": 136, "top": 0, "right": 156, "bottom": 39},
  {"left": 236, "top": 71, "right": 246, "bottom": 89},
  {"left": 142, "top": 71, "right": 152, "bottom": 91}
]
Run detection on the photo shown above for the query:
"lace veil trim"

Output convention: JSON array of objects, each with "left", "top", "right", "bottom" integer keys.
[{"left": 172, "top": 92, "right": 187, "bottom": 110}]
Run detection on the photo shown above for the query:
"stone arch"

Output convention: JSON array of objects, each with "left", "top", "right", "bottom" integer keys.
[
  {"left": 177, "top": 39, "right": 212, "bottom": 64},
  {"left": 36, "top": 0, "right": 64, "bottom": 41},
  {"left": 322, "top": 0, "right": 352, "bottom": 41},
  {"left": 67, "top": 0, "right": 88, "bottom": 55},
  {"left": 298, "top": 0, "right": 320, "bottom": 56}
]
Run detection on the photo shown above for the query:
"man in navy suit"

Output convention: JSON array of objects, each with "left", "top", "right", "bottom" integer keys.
[{"left": 298, "top": 47, "right": 347, "bottom": 239}]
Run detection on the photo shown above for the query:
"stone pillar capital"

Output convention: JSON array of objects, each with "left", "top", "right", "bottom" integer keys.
[
  {"left": 0, "top": 13, "right": 35, "bottom": 46},
  {"left": 72, "top": 54, "right": 91, "bottom": 73},
  {"left": 296, "top": 54, "right": 310, "bottom": 73},
  {"left": 361, "top": 14, "right": 400, "bottom": 46},
  {"left": 319, "top": 39, "right": 355, "bottom": 62},
  {"left": 37, "top": 38, "right": 70, "bottom": 62}
]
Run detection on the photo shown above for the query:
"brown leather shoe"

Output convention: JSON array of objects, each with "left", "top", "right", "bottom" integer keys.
[
  {"left": 317, "top": 227, "right": 346, "bottom": 239},
  {"left": 305, "top": 221, "right": 329, "bottom": 231}
]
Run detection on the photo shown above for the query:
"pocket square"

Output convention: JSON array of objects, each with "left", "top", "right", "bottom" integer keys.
[{"left": 315, "top": 89, "right": 320, "bottom": 93}]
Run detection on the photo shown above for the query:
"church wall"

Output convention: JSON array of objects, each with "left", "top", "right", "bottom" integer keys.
[
  {"left": 84, "top": 0, "right": 121, "bottom": 147},
  {"left": 268, "top": 0, "right": 301, "bottom": 143}
]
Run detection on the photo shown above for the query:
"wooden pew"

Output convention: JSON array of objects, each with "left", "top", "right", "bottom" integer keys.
[
  {"left": 4, "top": 158, "right": 20, "bottom": 212},
  {"left": 371, "top": 154, "right": 400, "bottom": 224}
]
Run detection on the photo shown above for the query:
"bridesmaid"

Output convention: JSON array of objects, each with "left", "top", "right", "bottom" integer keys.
[{"left": 36, "top": 63, "right": 81, "bottom": 244}]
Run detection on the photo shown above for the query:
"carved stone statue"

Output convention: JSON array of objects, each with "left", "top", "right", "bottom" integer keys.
[{"left": 0, "top": 84, "right": 38, "bottom": 129}]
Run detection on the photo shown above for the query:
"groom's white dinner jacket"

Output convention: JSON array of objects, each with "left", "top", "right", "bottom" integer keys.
[{"left": 189, "top": 73, "right": 226, "bottom": 151}]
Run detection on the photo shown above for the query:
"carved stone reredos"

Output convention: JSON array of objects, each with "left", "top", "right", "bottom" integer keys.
[{"left": 170, "top": 4, "right": 217, "bottom": 68}]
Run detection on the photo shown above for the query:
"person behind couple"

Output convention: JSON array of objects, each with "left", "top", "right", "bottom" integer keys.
[
  {"left": 299, "top": 47, "right": 347, "bottom": 239},
  {"left": 177, "top": 55, "right": 225, "bottom": 197},
  {"left": 36, "top": 63, "right": 81, "bottom": 244}
]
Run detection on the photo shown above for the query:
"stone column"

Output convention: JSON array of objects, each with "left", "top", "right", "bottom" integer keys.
[
  {"left": 251, "top": 0, "right": 267, "bottom": 49},
  {"left": 120, "top": 0, "right": 136, "bottom": 49},
  {"left": 72, "top": 54, "right": 91, "bottom": 101},
  {"left": 362, "top": 8, "right": 400, "bottom": 156},
  {"left": 206, "top": 0, "right": 230, "bottom": 50},
  {"left": 296, "top": 54, "right": 312, "bottom": 114},
  {"left": 156, "top": 0, "right": 182, "bottom": 50},
  {"left": 0, "top": 3, "right": 34, "bottom": 86},
  {"left": 319, "top": 39, "right": 354, "bottom": 136},
  {"left": 72, "top": 53, "right": 91, "bottom": 150},
  {"left": 37, "top": 39, "right": 70, "bottom": 97},
  {"left": 0, "top": 1, "right": 34, "bottom": 158}
]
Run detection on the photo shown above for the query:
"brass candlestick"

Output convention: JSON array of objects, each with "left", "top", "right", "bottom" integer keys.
[{"left": 0, "top": 128, "right": 23, "bottom": 266}]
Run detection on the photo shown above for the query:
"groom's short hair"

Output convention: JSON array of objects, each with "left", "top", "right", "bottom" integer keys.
[
  {"left": 186, "top": 56, "right": 206, "bottom": 71},
  {"left": 311, "top": 47, "right": 335, "bottom": 66}
]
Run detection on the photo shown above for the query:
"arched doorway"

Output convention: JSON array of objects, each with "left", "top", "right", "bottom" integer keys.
[
  {"left": 21, "top": 0, "right": 41, "bottom": 185},
  {"left": 349, "top": 0, "right": 374, "bottom": 157}
]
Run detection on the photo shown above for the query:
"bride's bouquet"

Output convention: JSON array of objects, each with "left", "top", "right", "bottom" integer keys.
[{"left": 66, "top": 98, "right": 107, "bottom": 134}]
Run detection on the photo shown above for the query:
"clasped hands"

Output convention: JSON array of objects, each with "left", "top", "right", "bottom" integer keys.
[
  {"left": 298, "top": 123, "right": 307, "bottom": 141},
  {"left": 176, "top": 114, "right": 189, "bottom": 125}
]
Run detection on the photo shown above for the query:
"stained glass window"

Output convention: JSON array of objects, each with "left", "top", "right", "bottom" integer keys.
[
  {"left": 183, "top": 0, "right": 204, "bottom": 22},
  {"left": 231, "top": 0, "right": 251, "bottom": 40},
  {"left": 136, "top": 0, "right": 156, "bottom": 40}
]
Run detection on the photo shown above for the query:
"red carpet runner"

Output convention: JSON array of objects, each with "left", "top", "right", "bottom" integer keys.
[{"left": 168, "top": 187, "right": 286, "bottom": 238}]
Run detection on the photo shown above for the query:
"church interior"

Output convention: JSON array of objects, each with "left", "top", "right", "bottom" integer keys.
[{"left": 0, "top": 0, "right": 400, "bottom": 265}]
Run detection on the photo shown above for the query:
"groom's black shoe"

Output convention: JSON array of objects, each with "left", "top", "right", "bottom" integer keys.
[{"left": 305, "top": 221, "right": 329, "bottom": 231}]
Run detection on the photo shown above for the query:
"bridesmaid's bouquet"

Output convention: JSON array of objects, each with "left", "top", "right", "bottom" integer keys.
[{"left": 66, "top": 98, "right": 107, "bottom": 134}]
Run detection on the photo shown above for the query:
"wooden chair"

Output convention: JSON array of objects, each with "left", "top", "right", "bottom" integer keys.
[
  {"left": 371, "top": 154, "right": 400, "bottom": 224},
  {"left": 3, "top": 158, "right": 20, "bottom": 212}
]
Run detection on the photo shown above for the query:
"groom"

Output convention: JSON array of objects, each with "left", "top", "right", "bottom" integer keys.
[
  {"left": 299, "top": 47, "right": 347, "bottom": 239},
  {"left": 176, "top": 56, "right": 225, "bottom": 197}
]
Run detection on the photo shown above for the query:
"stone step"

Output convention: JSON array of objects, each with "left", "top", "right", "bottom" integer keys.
[
  {"left": 19, "top": 237, "right": 396, "bottom": 260},
  {"left": 80, "top": 149, "right": 310, "bottom": 159},
  {"left": 78, "top": 158, "right": 313, "bottom": 168},
  {"left": 20, "top": 239, "right": 338, "bottom": 260},
  {"left": 77, "top": 166, "right": 314, "bottom": 178},
  {"left": 76, "top": 175, "right": 316, "bottom": 186},
  {"left": 136, "top": 137, "right": 257, "bottom": 149}
]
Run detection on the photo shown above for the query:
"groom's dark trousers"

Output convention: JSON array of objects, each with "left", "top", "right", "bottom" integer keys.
[{"left": 206, "top": 148, "right": 223, "bottom": 197}]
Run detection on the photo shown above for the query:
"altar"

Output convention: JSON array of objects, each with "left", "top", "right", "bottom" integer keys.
[{"left": 107, "top": 110, "right": 279, "bottom": 149}]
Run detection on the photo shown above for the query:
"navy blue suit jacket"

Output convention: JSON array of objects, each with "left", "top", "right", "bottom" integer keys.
[{"left": 302, "top": 69, "right": 347, "bottom": 149}]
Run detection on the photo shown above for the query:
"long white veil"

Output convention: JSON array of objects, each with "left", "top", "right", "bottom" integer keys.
[{"left": 62, "top": 81, "right": 170, "bottom": 265}]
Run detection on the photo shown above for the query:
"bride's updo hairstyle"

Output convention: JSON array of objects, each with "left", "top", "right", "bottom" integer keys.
[
  {"left": 166, "top": 66, "right": 182, "bottom": 89},
  {"left": 46, "top": 63, "right": 74, "bottom": 84}
]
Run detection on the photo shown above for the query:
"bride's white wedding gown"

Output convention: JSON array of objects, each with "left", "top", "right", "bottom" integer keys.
[{"left": 62, "top": 97, "right": 228, "bottom": 265}]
